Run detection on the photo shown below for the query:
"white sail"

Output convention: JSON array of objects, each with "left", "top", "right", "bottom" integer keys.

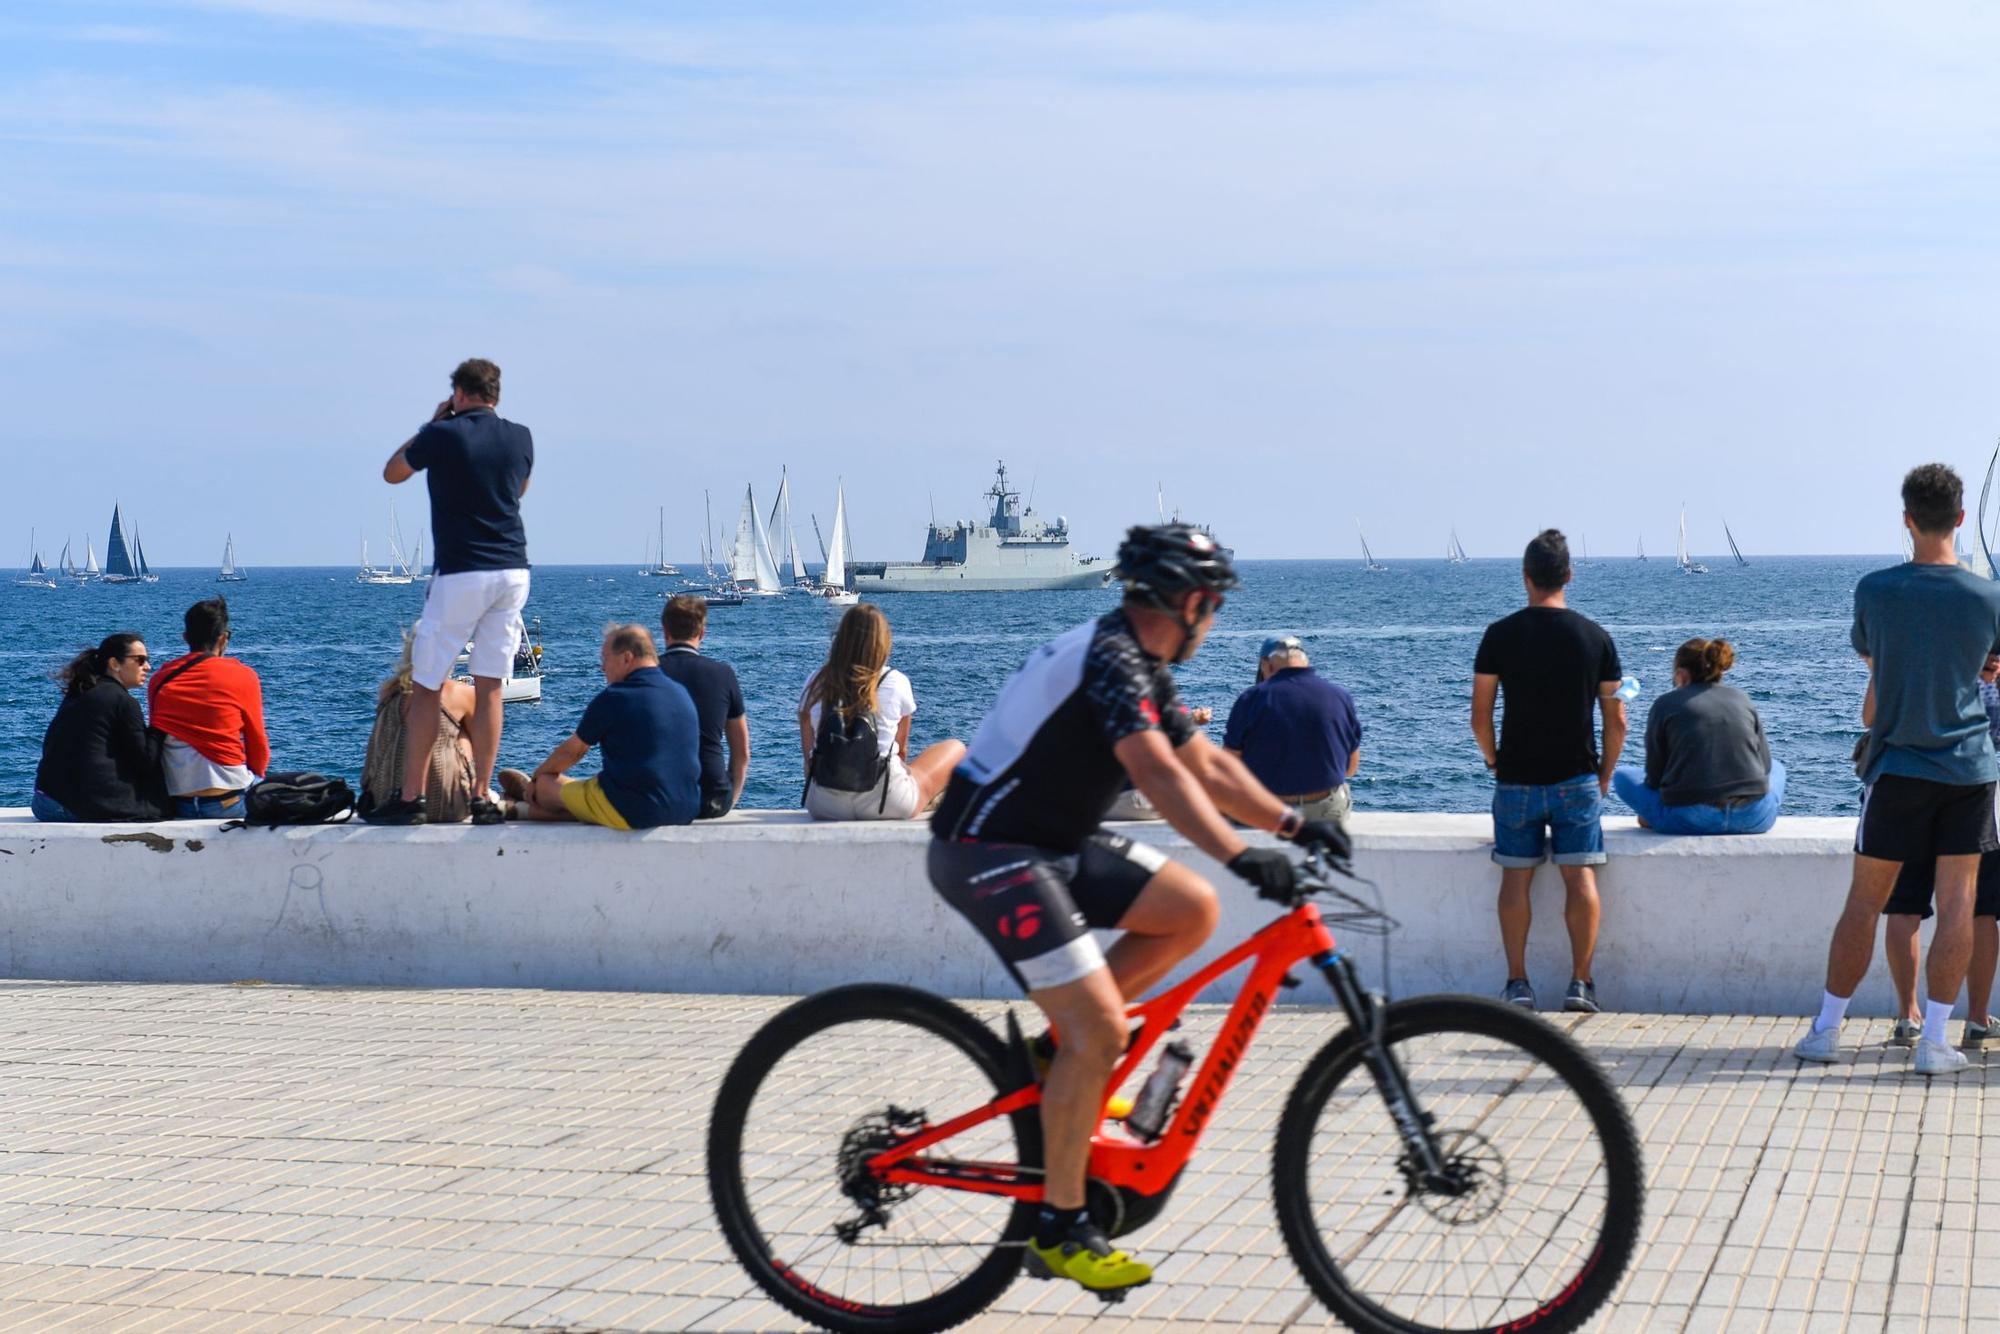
[
  {"left": 84, "top": 536, "right": 99, "bottom": 576},
  {"left": 825, "top": 483, "right": 849, "bottom": 589},
  {"left": 768, "top": 470, "right": 806, "bottom": 585},
  {"left": 1676, "top": 507, "right": 1689, "bottom": 567},
  {"left": 732, "top": 486, "right": 783, "bottom": 592}
]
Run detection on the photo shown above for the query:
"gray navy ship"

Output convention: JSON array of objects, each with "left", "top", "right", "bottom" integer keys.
[{"left": 849, "top": 462, "right": 1112, "bottom": 593}]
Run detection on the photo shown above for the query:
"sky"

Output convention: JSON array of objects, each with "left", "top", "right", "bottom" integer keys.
[{"left": 4, "top": 1, "right": 2000, "bottom": 566}]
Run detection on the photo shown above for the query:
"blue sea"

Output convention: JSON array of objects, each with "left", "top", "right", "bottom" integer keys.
[{"left": 0, "top": 558, "right": 1881, "bottom": 816}]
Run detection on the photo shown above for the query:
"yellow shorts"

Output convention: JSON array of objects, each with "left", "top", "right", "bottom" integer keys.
[{"left": 559, "top": 776, "right": 631, "bottom": 831}]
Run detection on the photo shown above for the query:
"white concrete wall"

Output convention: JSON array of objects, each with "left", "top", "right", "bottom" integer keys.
[{"left": 0, "top": 810, "right": 1909, "bottom": 1016}]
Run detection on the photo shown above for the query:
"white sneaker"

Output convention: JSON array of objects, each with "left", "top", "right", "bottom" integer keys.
[
  {"left": 1914, "top": 1039, "right": 1969, "bottom": 1076},
  {"left": 1793, "top": 1024, "right": 1841, "bottom": 1063}
]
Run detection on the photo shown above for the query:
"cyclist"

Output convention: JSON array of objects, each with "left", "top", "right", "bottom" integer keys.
[{"left": 929, "top": 523, "right": 1351, "bottom": 1295}]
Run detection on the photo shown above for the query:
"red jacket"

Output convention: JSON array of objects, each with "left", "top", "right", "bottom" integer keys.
[{"left": 147, "top": 652, "right": 271, "bottom": 776}]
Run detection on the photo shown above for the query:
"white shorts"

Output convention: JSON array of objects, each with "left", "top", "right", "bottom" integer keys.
[
  {"left": 411, "top": 569, "right": 531, "bottom": 690},
  {"left": 804, "top": 754, "right": 924, "bottom": 821}
]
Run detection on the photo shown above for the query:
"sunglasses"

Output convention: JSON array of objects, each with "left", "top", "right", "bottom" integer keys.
[{"left": 120, "top": 654, "right": 150, "bottom": 665}]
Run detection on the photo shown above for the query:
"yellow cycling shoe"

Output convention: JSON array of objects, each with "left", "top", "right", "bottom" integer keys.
[{"left": 1026, "top": 1233, "right": 1152, "bottom": 1296}]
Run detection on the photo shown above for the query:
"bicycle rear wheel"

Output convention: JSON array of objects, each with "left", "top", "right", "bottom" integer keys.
[
  {"left": 708, "top": 985, "right": 1038, "bottom": 1334},
  {"left": 1274, "top": 996, "right": 1643, "bottom": 1334}
]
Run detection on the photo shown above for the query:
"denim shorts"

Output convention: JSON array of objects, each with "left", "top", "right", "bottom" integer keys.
[{"left": 1492, "top": 773, "right": 1606, "bottom": 868}]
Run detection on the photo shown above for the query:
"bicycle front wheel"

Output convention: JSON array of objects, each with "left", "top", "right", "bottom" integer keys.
[
  {"left": 1274, "top": 996, "right": 1643, "bottom": 1334},
  {"left": 707, "top": 985, "right": 1038, "bottom": 1334}
]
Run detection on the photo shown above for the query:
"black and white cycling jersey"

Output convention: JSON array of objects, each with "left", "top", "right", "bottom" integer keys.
[{"left": 931, "top": 609, "right": 1196, "bottom": 853}]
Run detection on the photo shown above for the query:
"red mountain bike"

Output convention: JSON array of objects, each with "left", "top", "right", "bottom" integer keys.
[{"left": 708, "top": 853, "right": 1643, "bottom": 1334}]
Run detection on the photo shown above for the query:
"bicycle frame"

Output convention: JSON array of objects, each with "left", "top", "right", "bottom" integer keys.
[{"left": 868, "top": 900, "right": 1448, "bottom": 1209}]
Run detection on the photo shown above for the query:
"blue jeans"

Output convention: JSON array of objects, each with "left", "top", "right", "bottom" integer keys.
[
  {"left": 174, "top": 792, "right": 245, "bottom": 819},
  {"left": 31, "top": 791, "right": 77, "bottom": 822},
  {"left": 1612, "top": 760, "right": 1785, "bottom": 835},
  {"left": 1492, "top": 773, "right": 1606, "bottom": 868}
]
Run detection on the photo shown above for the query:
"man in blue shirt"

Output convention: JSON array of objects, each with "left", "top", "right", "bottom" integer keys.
[
  {"left": 508, "top": 625, "right": 702, "bottom": 830},
  {"left": 1223, "top": 635, "right": 1363, "bottom": 826},
  {"left": 373, "top": 358, "right": 534, "bottom": 827},
  {"left": 1795, "top": 463, "right": 2000, "bottom": 1076}
]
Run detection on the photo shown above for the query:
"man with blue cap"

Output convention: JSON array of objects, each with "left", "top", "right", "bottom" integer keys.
[{"left": 1222, "top": 633, "right": 1363, "bottom": 827}]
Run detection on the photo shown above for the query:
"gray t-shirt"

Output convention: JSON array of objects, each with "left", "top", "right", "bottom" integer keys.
[
  {"left": 1852, "top": 562, "right": 2000, "bottom": 785},
  {"left": 1644, "top": 682, "right": 1771, "bottom": 807}
]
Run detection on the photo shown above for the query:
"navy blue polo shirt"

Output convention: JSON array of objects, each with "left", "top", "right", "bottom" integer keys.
[
  {"left": 402, "top": 407, "right": 533, "bottom": 574},
  {"left": 574, "top": 666, "right": 702, "bottom": 828},
  {"left": 1223, "top": 666, "right": 1363, "bottom": 797}
]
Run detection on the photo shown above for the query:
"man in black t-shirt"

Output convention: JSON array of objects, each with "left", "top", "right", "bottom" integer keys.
[
  {"left": 1471, "top": 529, "right": 1626, "bottom": 1015},
  {"left": 373, "top": 358, "right": 534, "bottom": 826},
  {"left": 657, "top": 594, "right": 749, "bottom": 818}
]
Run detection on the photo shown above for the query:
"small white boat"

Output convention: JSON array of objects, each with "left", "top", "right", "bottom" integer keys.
[
  {"left": 639, "top": 507, "right": 680, "bottom": 576},
  {"left": 1446, "top": 528, "right": 1468, "bottom": 565},
  {"left": 217, "top": 533, "right": 247, "bottom": 582},
  {"left": 358, "top": 510, "right": 416, "bottom": 585},
  {"left": 771, "top": 469, "right": 814, "bottom": 590},
  {"left": 729, "top": 484, "right": 788, "bottom": 596},
  {"left": 455, "top": 617, "right": 543, "bottom": 703},
  {"left": 820, "top": 480, "right": 859, "bottom": 605},
  {"left": 14, "top": 530, "right": 57, "bottom": 588},
  {"left": 1358, "top": 522, "right": 1387, "bottom": 573},
  {"left": 1676, "top": 506, "right": 1709, "bottom": 575}
]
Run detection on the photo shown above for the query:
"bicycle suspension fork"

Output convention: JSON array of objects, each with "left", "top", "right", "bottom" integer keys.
[{"left": 1313, "top": 950, "right": 1456, "bottom": 1189}]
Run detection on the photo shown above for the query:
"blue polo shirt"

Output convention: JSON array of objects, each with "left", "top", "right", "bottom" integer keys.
[
  {"left": 574, "top": 666, "right": 702, "bottom": 828},
  {"left": 1223, "top": 666, "right": 1362, "bottom": 797},
  {"left": 402, "top": 407, "right": 533, "bottom": 574}
]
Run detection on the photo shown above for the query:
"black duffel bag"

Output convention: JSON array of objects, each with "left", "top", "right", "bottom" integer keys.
[{"left": 225, "top": 771, "right": 357, "bottom": 828}]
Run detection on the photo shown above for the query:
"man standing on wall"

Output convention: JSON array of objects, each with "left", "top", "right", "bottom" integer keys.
[
  {"left": 1794, "top": 463, "right": 2000, "bottom": 1075},
  {"left": 1471, "top": 529, "right": 1626, "bottom": 1014},
  {"left": 371, "top": 358, "right": 533, "bottom": 826}
]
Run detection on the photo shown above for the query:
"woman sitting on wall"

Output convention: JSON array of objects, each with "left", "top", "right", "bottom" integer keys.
[
  {"left": 33, "top": 632, "right": 169, "bottom": 822},
  {"left": 1613, "top": 637, "right": 1785, "bottom": 835},
  {"left": 797, "top": 603, "right": 964, "bottom": 821},
  {"left": 360, "top": 632, "right": 479, "bottom": 824}
]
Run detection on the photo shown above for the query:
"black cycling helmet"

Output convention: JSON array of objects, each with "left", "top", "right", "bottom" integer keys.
[{"left": 1115, "top": 523, "right": 1239, "bottom": 611}]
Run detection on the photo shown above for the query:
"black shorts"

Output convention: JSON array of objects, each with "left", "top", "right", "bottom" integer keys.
[
  {"left": 1883, "top": 849, "right": 2000, "bottom": 920},
  {"left": 1856, "top": 775, "right": 1998, "bottom": 864},
  {"left": 927, "top": 833, "right": 1166, "bottom": 992}
]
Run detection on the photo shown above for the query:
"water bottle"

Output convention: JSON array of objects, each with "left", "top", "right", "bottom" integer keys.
[
  {"left": 1615, "top": 675, "right": 1641, "bottom": 703},
  {"left": 1123, "top": 1040, "right": 1195, "bottom": 1141}
]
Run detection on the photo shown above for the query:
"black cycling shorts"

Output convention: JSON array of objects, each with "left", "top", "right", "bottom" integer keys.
[
  {"left": 927, "top": 833, "right": 1167, "bottom": 992},
  {"left": 1857, "top": 775, "right": 1999, "bottom": 864},
  {"left": 1883, "top": 849, "right": 2000, "bottom": 920}
]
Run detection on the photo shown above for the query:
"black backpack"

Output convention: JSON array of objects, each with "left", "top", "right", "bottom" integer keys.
[
  {"left": 228, "top": 771, "right": 357, "bottom": 827},
  {"left": 808, "top": 683, "right": 890, "bottom": 809}
]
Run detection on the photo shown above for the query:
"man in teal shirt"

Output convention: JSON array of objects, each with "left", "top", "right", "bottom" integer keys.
[{"left": 1795, "top": 463, "right": 2000, "bottom": 1075}]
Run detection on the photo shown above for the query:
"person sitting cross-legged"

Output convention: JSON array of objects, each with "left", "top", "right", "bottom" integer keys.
[
  {"left": 1612, "top": 637, "right": 1784, "bottom": 836},
  {"left": 504, "top": 624, "right": 701, "bottom": 830}
]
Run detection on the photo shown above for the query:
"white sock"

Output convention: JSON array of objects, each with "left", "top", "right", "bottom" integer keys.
[
  {"left": 1813, "top": 991, "right": 1850, "bottom": 1035},
  {"left": 1921, "top": 998, "right": 1955, "bottom": 1047}
]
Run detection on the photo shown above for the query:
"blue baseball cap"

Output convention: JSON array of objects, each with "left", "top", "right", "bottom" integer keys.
[{"left": 1259, "top": 635, "right": 1302, "bottom": 660}]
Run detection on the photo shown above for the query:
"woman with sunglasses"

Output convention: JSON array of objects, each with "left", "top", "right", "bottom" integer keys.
[{"left": 33, "top": 632, "right": 169, "bottom": 822}]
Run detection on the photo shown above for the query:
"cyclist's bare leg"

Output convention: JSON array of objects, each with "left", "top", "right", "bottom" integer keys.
[
  {"left": 1497, "top": 866, "right": 1535, "bottom": 978},
  {"left": 1030, "top": 968, "right": 1128, "bottom": 1210},
  {"left": 1103, "top": 863, "right": 1221, "bottom": 1000},
  {"left": 1557, "top": 864, "right": 1600, "bottom": 981}
]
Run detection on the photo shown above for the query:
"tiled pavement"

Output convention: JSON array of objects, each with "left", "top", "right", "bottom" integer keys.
[{"left": 0, "top": 983, "right": 1995, "bottom": 1332}]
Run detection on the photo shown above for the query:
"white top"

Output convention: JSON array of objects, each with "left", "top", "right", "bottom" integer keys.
[
  {"left": 161, "top": 736, "right": 256, "bottom": 796},
  {"left": 800, "top": 667, "right": 916, "bottom": 759}
]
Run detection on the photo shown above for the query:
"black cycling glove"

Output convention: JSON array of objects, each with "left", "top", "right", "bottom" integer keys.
[
  {"left": 1284, "top": 818, "right": 1353, "bottom": 867},
  {"left": 1227, "top": 847, "right": 1299, "bottom": 903}
]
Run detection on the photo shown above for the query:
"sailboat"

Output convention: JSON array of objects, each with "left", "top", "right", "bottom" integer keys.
[
  {"left": 133, "top": 528, "right": 159, "bottom": 583},
  {"left": 729, "top": 485, "right": 785, "bottom": 596},
  {"left": 639, "top": 508, "right": 680, "bottom": 576},
  {"left": 1636, "top": 536, "right": 1648, "bottom": 562},
  {"left": 687, "top": 491, "right": 744, "bottom": 605},
  {"left": 83, "top": 534, "right": 100, "bottom": 580},
  {"left": 100, "top": 504, "right": 145, "bottom": 584},
  {"left": 217, "top": 534, "right": 247, "bottom": 582},
  {"left": 770, "top": 469, "right": 811, "bottom": 589},
  {"left": 821, "top": 481, "right": 859, "bottom": 605},
  {"left": 14, "top": 530, "right": 57, "bottom": 588},
  {"left": 1676, "top": 506, "right": 1709, "bottom": 575},
  {"left": 1446, "top": 529, "right": 1468, "bottom": 564},
  {"left": 1357, "top": 522, "right": 1387, "bottom": 573},
  {"left": 1723, "top": 521, "right": 1749, "bottom": 568},
  {"left": 58, "top": 539, "right": 80, "bottom": 581},
  {"left": 357, "top": 511, "right": 416, "bottom": 585},
  {"left": 1976, "top": 439, "right": 2000, "bottom": 579}
]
